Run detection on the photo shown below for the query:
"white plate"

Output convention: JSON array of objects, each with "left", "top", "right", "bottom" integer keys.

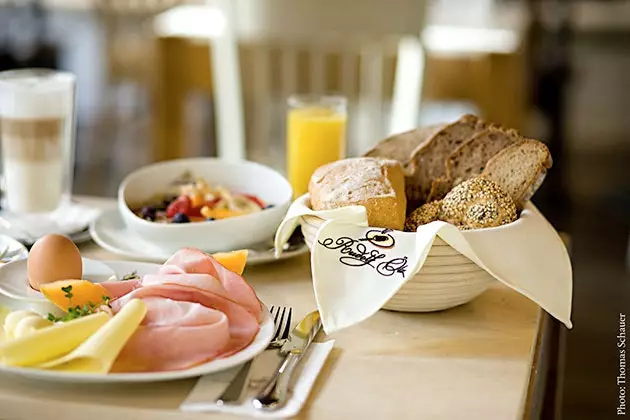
[
  {"left": 90, "top": 209, "right": 308, "bottom": 265},
  {"left": 0, "top": 260, "right": 274, "bottom": 383},
  {"left": 0, "top": 258, "right": 117, "bottom": 316}
]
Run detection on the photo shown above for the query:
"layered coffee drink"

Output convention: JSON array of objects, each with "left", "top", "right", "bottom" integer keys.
[{"left": 0, "top": 70, "right": 75, "bottom": 214}]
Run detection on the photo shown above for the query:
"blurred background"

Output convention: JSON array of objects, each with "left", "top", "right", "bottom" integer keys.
[{"left": 0, "top": 0, "right": 628, "bottom": 418}]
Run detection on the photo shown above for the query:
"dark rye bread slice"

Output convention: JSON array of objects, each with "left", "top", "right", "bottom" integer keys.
[
  {"left": 362, "top": 124, "right": 445, "bottom": 173},
  {"left": 481, "top": 139, "right": 553, "bottom": 209},
  {"left": 406, "top": 114, "right": 487, "bottom": 206},
  {"left": 425, "top": 127, "right": 521, "bottom": 201}
]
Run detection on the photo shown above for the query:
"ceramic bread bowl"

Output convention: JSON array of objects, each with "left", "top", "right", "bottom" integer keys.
[
  {"left": 294, "top": 194, "right": 524, "bottom": 312},
  {"left": 118, "top": 158, "right": 292, "bottom": 253}
]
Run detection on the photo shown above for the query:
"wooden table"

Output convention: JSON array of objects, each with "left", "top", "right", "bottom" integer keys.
[{"left": 0, "top": 197, "right": 547, "bottom": 419}]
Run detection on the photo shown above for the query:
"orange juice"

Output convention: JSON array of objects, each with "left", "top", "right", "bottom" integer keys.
[{"left": 286, "top": 105, "right": 347, "bottom": 198}]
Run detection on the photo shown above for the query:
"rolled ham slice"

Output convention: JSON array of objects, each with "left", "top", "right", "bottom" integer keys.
[
  {"left": 111, "top": 297, "right": 231, "bottom": 372},
  {"left": 111, "top": 283, "right": 260, "bottom": 372},
  {"left": 101, "top": 279, "right": 142, "bottom": 299},
  {"left": 161, "top": 248, "right": 262, "bottom": 320},
  {"left": 108, "top": 248, "right": 263, "bottom": 373}
]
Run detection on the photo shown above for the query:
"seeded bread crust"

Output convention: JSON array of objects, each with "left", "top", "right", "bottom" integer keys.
[
  {"left": 405, "top": 114, "right": 487, "bottom": 207},
  {"left": 309, "top": 157, "right": 407, "bottom": 230},
  {"left": 404, "top": 200, "right": 442, "bottom": 231},
  {"left": 362, "top": 124, "right": 445, "bottom": 174},
  {"left": 481, "top": 139, "right": 553, "bottom": 209},
  {"left": 440, "top": 177, "right": 517, "bottom": 230}
]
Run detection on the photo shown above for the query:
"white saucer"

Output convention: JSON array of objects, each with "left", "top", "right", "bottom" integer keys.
[
  {"left": 0, "top": 202, "right": 101, "bottom": 246},
  {"left": 89, "top": 209, "right": 308, "bottom": 265},
  {"left": 0, "top": 258, "right": 116, "bottom": 316},
  {"left": 0, "top": 235, "right": 28, "bottom": 266}
]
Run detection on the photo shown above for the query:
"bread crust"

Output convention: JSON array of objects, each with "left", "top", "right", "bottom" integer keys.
[
  {"left": 362, "top": 124, "right": 445, "bottom": 174},
  {"left": 405, "top": 114, "right": 487, "bottom": 206},
  {"left": 309, "top": 157, "right": 407, "bottom": 230},
  {"left": 481, "top": 139, "right": 553, "bottom": 209},
  {"left": 425, "top": 126, "right": 521, "bottom": 202}
]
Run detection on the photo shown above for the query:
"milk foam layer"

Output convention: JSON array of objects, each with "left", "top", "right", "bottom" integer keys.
[{"left": 0, "top": 71, "right": 74, "bottom": 119}]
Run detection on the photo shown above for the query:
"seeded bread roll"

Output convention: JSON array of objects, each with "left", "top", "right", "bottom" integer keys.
[
  {"left": 404, "top": 200, "right": 442, "bottom": 231},
  {"left": 440, "top": 177, "right": 517, "bottom": 230},
  {"left": 309, "top": 157, "right": 407, "bottom": 230}
]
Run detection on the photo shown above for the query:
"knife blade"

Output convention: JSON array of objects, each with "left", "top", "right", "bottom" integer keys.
[{"left": 252, "top": 311, "right": 322, "bottom": 410}]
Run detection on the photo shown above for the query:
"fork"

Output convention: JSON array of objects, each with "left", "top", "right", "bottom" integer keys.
[{"left": 215, "top": 306, "right": 293, "bottom": 405}]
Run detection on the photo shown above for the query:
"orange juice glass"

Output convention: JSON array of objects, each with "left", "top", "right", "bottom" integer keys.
[{"left": 286, "top": 95, "right": 347, "bottom": 198}]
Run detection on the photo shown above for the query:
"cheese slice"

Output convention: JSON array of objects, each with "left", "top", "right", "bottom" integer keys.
[
  {"left": 0, "top": 312, "right": 110, "bottom": 367},
  {"left": 39, "top": 299, "right": 147, "bottom": 373}
]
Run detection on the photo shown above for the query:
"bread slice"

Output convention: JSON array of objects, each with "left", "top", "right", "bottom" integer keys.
[
  {"left": 309, "top": 157, "right": 407, "bottom": 230},
  {"left": 362, "top": 124, "right": 445, "bottom": 172},
  {"left": 425, "top": 127, "right": 521, "bottom": 202},
  {"left": 406, "top": 114, "right": 487, "bottom": 205},
  {"left": 481, "top": 139, "right": 553, "bottom": 208},
  {"left": 447, "top": 127, "right": 521, "bottom": 185}
]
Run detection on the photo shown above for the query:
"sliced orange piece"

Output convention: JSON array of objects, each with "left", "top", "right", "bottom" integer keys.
[
  {"left": 212, "top": 250, "right": 248, "bottom": 275},
  {"left": 40, "top": 280, "right": 110, "bottom": 312},
  {"left": 201, "top": 207, "right": 244, "bottom": 220}
]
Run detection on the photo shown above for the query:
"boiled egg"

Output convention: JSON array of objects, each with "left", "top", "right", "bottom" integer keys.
[{"left": 27, "top": 234, "right": 83, "bottom": 291}]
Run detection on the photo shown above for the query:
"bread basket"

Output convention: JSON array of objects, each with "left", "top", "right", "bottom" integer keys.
[{"left": 296, "top": 194, "right": 496, "bottom": 312}]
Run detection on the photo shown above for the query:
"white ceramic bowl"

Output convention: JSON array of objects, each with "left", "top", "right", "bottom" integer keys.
[
  {"left": 296, "top": 194, "right": 499, "bottom": 312},
  {"left": 118, "top": 158, "right": 292, "bottom": 253}
]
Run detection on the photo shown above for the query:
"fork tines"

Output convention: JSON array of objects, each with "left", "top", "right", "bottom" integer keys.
[{"left": 269, "top": 306, "right": 292, "bottom": 342}]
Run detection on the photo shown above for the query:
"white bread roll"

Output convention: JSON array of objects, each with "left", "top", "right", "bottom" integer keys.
[{"left": 308, "top": 157, "right": 407, "bottom": 230}]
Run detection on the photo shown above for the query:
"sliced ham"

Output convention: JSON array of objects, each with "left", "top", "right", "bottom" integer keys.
[
  {"left": 161, "top": 248, "right": 262, "bottom": 320},
  {"left": 111, "top": 283, "right": 260, "bottom": 372},
  {"left": 101, "top": 279, "right": 142, "bottom": 299},
  {"left": 108, "top": 248, "right": 263, "bottom": 373},
  {"left": 112, "top": 298, "right": 231, "bottom": 372}
]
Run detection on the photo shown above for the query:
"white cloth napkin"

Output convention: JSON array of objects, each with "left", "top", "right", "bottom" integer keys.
[
  {"left": 274, "top": 199, "right": 367, "bottom": 258},
  {"left": 181, "top": 341, "right": 334, "bottom": 418},
  {"left": 0, "top": 202, "right": 101, "bottom": 242},
  {"left": 276, "top": 195, "right": 572, "bottom": 334}
]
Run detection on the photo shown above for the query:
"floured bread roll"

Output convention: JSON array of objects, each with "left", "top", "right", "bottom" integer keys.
[
  {"left": 440, "top": 177, "right": 517, "bottom": 230},
  {"left": 309, "top": 157, "right": 407, "bottom": 230}
]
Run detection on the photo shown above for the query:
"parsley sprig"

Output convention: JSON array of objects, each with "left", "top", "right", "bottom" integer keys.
[
  {"left": 122, "top": 271, "right": 140, "bottom": 281},
  {"left": 47, "top": 286, "right": 112, "bottom": 323}
]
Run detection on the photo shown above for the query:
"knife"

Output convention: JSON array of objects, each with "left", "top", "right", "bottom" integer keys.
[{"left": 252, "top": 310, "right": 322, "bottom": 410}]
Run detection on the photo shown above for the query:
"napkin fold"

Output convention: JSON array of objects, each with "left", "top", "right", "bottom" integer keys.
[
  {"left": 277, "top": 195, "right": 573, "bottom": 334},
  {"left": 274, "top": 199, "right": 367, "bottom": 258},
  {"left": 181, "top": 341, "right": 334, "bottom": 418}
]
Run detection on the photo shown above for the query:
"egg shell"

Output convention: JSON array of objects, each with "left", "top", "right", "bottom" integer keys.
[{"left": 27, "top": 234, "right": 83, "bottom": 291}]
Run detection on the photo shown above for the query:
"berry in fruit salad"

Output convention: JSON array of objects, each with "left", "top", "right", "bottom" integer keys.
[{"left": 131, "top": 171, "right": 272, "bottom": 224}]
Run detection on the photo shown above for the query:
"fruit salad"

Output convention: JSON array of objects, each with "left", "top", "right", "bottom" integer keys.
[{"left": 131, "top": 172, "right": 272, "bottom": 224}]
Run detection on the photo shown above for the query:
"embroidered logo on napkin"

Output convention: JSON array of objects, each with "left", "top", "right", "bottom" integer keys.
[
  {"left": 311, "top": 221, "right": 441, "bottom": 334},
  {"left": 317, "top": 228, "right": 409, "bottom": 277}
]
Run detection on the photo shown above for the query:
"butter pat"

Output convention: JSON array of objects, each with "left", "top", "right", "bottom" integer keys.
[
  {"left": 0, "top": 312, "right": 110, "bottom": 367},
  {"left": 40, "top": 299, "right": 147, "bottom": 373},
  {"left": 4, "top": 310, "right": 53, "bottom": 339}
]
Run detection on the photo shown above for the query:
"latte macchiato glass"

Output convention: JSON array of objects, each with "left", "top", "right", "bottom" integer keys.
[{"left": 0, "top": 69, "right": 76, "bottom": 216}]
